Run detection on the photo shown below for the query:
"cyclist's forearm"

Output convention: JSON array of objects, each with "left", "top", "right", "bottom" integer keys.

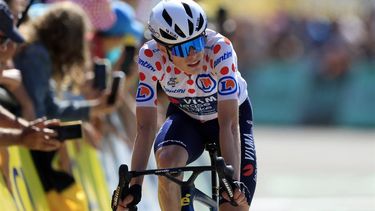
[
  {"left": 218, "top": 100, "right": 241, "bottom": 180},
  {"left": 219, "top": 125, "right": 241, "bottom": 180},
  {"left": 130, "top": 133, "right": 155, "bottom": 184},
  {"left": 130, "top": 107, "right": 158, "bottom": 185}
]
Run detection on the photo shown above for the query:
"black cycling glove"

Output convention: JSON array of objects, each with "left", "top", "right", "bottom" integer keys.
[{"left": 121, "top": 184, "right": 142, "bottom": 208}]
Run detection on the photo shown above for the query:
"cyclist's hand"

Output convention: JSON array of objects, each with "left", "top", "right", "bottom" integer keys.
[
  {"left": 221, "top": 181, "right": 250, "bottom": 207},
  {"left": 116, "top": 184, "right": 141, "bottom": 211},
  {"left": 116, "top": 196, "right": 132, "bottom": 211}
]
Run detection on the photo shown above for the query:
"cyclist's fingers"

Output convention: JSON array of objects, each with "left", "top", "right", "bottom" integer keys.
[
  {"left": 122, "top": 195, "right": 134, "bottom": 207},
  {"left": 233, "top": 188, "right": 244, "bottom": 200},
  {"left": 116, "top": 203, "right": 127, "bottom": 211},
  {"left": 234, "top": 191, "right": 247, "bottom": 206},
  {"left": 222, "top": 188, "right": 247, "bottom": 206},
  {"left": 221, "top": 191, "right": 230, "bottom": 201}
]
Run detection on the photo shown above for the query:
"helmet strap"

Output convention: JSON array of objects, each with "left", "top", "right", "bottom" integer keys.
[{"left": 166, "top": 48, "right": 173, "bottom": 62}]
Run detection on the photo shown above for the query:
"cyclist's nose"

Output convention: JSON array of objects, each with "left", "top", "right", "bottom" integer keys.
[{"left": 187, "top": 47, "right": 199, "bottom": 58}]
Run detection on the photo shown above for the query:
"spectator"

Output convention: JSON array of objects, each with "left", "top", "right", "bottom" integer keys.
[
  {"left": 72, "top": 0, "right": 144, "bottom": 144},
  {"left": 1, "top": 0, "right": 60, "bottom": 150},
  {"left": 0, "top": 0, "right": 35, "bottom": 119},
  {"left": 13, "top": 2, "right": 118, "bottom": 210}
]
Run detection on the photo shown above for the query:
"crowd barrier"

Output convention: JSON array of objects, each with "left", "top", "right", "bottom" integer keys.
[{"left": 0, "top": 112, "right": 163, "bottom": 211}]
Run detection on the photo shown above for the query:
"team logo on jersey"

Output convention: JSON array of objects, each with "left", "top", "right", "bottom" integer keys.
[
  {"left": 196, "top": 74, "right": 216, "bottom": 93},
  {"left": 167, "top": 77, "right": 179, "bottom": 87},
  {"left": 218, "top": 76, "right": 237, "bottom": 95},
  {"left": 136, "top": 83, "right": 154, "bottom": 102},
  {"left": 138, "top": 58, "right": 156, "bottom": 72},
  {"left": 214, "top": 51, "right": 232, "bottom": 68}
]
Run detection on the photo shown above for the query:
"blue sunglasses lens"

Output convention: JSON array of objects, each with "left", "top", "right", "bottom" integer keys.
[{"left": 170, "top": 35, "right": 205, "bottom": 57}]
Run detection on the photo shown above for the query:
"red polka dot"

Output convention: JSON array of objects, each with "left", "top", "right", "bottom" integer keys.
[
  {"left": 213, "top": 45, "right": 221, "bottom": 54},
  {"left": 174, "top": 67, "right": 181, "bottom": 74},
  {"left": 168, "top": 97, "right": 179, "bottom": 104},
  {"left": 188, "top": 89, "right": 195, "bottom": 94},
  {"left": 161, "top": 74, "right": 165, "bottom": 81},
  {"left": 203, "top": 65, "right": 207, "bottom": 71},
  {"left": 210, "top": 60, "right": 213, "bottom": 68},
  {"left": 166, "top": 66, "right": 172, "bottom": 73},
  {"left": 205, "top": 55, "right": 209, "bottom": 62},
  {"left": 224, "top": 37, "right": 231, "bottom": 45},
  {"left": 220, "top": 67, "right": 229, "bottom": 75},
  {"left": 162, "top": 56, "right": 166, "bottom": 64},
  {"left": 242, "top": 164, "right": 254, "bottom": 177},
  {"left": 187, "top": 79, "right": 194, "bottom": 85},
  {"left": 155, "top": 62, "right": 162, "bottom": 71},
  {"left": 139, "top": 72, "right": 146, "bottom": 81},
  {"left": 232, "top": 63, "right": 236, "bottom": 72},
  {"left": 144, "top": 49, "right": 153, "bottom": 57},
  {"left": 152, "top": 76, "right": 158, "bottom": 81}
]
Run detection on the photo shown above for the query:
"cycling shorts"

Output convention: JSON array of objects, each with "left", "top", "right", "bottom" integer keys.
[{"left": 154, "top": 98, "right": 257, "bottom": 205}]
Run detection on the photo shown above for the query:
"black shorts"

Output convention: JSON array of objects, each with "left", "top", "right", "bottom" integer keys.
[{"left": 154, "top": 98, "right": 257, "bottom": 205}]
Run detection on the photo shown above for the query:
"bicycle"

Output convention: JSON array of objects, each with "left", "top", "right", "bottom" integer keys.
[{"left": 111, "top": 143, "right": 239, "bottom": 211}]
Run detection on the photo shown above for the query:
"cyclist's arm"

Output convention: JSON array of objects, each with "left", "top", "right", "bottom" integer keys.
[
  {"left": 217, "top": 99, "right": 240, "bottom": 180},
  {"left": 130, "top": 106, "right": 158, "bottom": 185}
]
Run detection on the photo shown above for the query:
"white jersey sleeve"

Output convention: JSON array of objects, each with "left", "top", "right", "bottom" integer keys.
[
  {"left": 211, "top": 36, "right": 240, "bottom": 102},
  {"left": 135, "top": 43, "right": 163, "bottom": 107}
]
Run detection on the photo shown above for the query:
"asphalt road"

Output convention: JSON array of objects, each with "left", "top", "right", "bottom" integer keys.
[
  {"left": 251, "top": 126, "right": 375, "bottom": 211},
  {"left": 106, "top": 126, "right": 375, "bottom": 211}
]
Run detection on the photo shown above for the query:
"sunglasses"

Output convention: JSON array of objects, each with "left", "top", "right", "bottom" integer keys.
[{"left": 168, "top": 34, "right": 206, "bottom": 58}]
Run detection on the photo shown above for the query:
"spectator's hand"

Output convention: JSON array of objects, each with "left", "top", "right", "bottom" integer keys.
[
  {"left": 20, "top": 118, "right": 62, "bottom": 151},
  {"left": 0, "top": 69, "right": 22, "bottom": 91},
  {"left": 90, "top": 91, "right": 120, "bottom": 118}
]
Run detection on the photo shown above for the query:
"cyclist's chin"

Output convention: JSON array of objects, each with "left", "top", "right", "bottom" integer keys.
[{"left": 184, "top": 61, "right": 203, "bottom": 75}]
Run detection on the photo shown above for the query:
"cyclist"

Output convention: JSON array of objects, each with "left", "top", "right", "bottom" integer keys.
[{"left": 118, "top": 0, "right": 257, "bottom": 210}]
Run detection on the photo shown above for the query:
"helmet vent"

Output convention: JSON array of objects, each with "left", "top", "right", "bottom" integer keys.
[
  {"left": 160, "top": 29, "right": 177, "bottom": 41},
  {"left": 196, "top": 13, "right": 204, "bottom": 31},
  {"left": 182, "top": 3, "right": 193, "bottom": 18},
  {"left": 174, "top": 24, "right": 186, "bottom": 38},
  {"left": 162, "top": 9, "right": 173, "bottom": 27},
  {"left": 188, "top": 20, "right": 194, "bottom": 35}
]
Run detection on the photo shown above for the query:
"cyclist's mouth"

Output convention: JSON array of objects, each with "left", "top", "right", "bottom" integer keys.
[{"left": 188, "top": 60, "right": 200, "bottom": 67}]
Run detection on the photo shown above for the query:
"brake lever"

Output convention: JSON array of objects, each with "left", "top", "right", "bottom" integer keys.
[
  {"left": 111, "top": 165, "right": 138, "bottom": 211},
  {"left": 215, "top": 157, "right": 238, "bottom": 207}
]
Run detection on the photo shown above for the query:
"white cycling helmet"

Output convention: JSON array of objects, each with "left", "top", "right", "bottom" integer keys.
[{"left": 148, "top": 0, "right": 207, "bottom": 45}]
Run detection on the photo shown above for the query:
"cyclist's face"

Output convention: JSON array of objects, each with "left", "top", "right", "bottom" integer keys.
[
  {"left": 158, "top": 44, "right": 204, "bottom": 75},
  {"left": 171, "top": 47, "right": 204, "bottom": 75}
]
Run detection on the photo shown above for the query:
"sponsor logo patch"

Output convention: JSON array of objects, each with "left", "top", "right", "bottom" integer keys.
[
  {"left": 218, "top": 76, "right": 237, "bottom": 95},
  {"left": 138, "top": 58, "right": 156, "bottom": 72},
  {"left": 214, "top": 51, "right": 232, "bottom": 68},
  {"left": 136, "top": 83, "right": 154, "bottom": 102},
  {"left": 196, "top": 74, "right": 216, "bottom": 93}
]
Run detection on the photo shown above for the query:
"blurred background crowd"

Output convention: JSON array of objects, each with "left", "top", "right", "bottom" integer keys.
[{"left": 0, "top": 0, "right": 374, "bottom": 211}]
